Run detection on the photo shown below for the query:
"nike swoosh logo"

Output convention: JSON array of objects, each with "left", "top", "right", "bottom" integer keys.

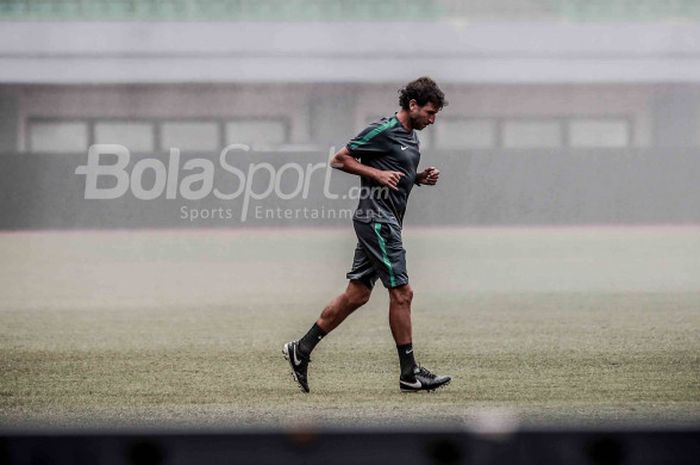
[
  {"left": 405, "top": 348, "right": 413, "bottom": 354},
  {"left": 400, "top": 379, "right": 422, "bottom": 389},
  {"left": 292, "top": 346, "right": 302, "bottom": 366},
  {"left": 400, "top": 146, "right": 408, "bottom": 151}
]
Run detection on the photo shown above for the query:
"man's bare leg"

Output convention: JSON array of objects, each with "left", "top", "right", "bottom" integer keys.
[
  {"left": 389, "top": 284, "right": 417, "bottom": 378},
  {"left": 316, "top": 280, "right": 372, "bottom": 334},
  {"left": 387, "top": 283, "right": 451, "bottom": 391},
  {"left": 284, "top": 280, "right": 372, "bottom": 392},
  {"left": 388, "top": 284, "right": 413, "bottom": 346}
]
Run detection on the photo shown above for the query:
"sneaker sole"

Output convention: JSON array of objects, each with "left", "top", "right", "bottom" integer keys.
[{"left": 282, "top": 343, "right": 309, "bottom": 394}]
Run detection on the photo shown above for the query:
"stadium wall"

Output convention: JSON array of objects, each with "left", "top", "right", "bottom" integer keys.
[{"left": 1, "top": 148, "right": 698, "bottom": 230}]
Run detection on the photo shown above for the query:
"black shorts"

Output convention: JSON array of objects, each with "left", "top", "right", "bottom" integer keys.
[{"left": 346, "top": 220, "right": 409, "bottom": 289}]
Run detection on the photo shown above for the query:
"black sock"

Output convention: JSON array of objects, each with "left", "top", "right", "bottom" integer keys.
[
  {"left": 298, "top": 323, "right": 326, "bottom": 357},
  {"left": 397, "top": 343, "right": 417, "bottom": 378}
]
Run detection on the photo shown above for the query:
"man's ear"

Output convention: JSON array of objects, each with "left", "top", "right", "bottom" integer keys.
[{"left": 409, "top": 99, "right": 417, "bottom": 111}]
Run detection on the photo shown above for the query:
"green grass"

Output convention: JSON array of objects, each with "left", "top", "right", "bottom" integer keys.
[{"left": 1, "top": 227, "right": 699, "bottom": 429}]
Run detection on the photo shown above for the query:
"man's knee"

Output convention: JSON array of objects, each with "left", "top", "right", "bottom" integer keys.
[
  {"left": 346, "top": 281, "right": 372, "bottom": 308},
  {"left": 389, "top": 284, "right": 413, "bottom": 307}
]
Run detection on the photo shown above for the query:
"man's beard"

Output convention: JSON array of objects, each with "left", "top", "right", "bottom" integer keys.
[{"left": 410, "top": 115, "right": 426, "bottom": 130}]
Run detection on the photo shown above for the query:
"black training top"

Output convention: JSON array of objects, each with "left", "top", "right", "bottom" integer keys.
[{"left": 346, "top": 114, "right": 421, "bottom": 226}]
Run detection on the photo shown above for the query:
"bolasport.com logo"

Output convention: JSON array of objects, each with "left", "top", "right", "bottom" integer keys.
[{"left": 74, "top": 144, "right": 388, "bottom": 223}]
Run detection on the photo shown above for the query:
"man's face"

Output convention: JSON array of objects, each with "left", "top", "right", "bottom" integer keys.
[{"left": 408, "top": 100, "right": 439, "bottom": 131}]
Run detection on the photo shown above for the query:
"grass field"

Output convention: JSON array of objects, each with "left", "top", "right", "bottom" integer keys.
[{"left": 1, "top": 226, "right": 699, "bottom": 429}]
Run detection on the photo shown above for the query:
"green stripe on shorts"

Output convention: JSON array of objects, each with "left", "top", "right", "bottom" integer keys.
[{"left": 373, "top": 222, "right": 396, "bottom": 287}]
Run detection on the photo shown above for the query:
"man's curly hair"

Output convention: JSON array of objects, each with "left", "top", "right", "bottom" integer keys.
[{"left": 398, "top": 76, "right": 447, "bottom": 111}]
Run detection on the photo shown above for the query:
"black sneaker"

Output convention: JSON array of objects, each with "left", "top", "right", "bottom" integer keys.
[
  {"left": 400, "top": 366, "right": 451, "bottom": 392},
  {"left": 283, "top": 341, "right": 310, "bottom": 393}
]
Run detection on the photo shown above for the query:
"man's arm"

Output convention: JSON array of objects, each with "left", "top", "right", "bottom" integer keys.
[{"left": 331, "top": 146, "right": 404, "bottom": 191}]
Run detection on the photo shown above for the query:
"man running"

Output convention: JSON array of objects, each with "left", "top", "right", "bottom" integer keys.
[{"left": 284, "top": 76, "right": 451, "bottom": 393}]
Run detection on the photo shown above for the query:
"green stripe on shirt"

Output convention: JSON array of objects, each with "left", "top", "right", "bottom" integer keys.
[{"left": 349, "top": 117, "right": 398, "bottom": 150}]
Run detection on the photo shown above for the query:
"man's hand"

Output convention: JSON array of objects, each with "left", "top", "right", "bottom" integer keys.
[
  {"left": 331, "top": 148, "right": 405, "bottom": 191},
  {"left": 416, "top": 167, "right": 440, "bottom": 186},
  {"left": 373, "top": 170, "right": 405, "bottom": 191}
]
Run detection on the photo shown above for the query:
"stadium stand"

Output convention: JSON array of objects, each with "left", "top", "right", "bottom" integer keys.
[{"left": 0, "top": 0, "right": 698, "bottom": 21}]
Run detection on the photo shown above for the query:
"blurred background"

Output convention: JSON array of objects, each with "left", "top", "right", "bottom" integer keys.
[{"left": 1, "top": 0, "right": 699, "bottom": 228}]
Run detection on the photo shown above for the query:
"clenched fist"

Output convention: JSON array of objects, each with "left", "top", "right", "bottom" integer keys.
[{"left": 416, "top": 167, "right": 440, "bottom": 186}]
